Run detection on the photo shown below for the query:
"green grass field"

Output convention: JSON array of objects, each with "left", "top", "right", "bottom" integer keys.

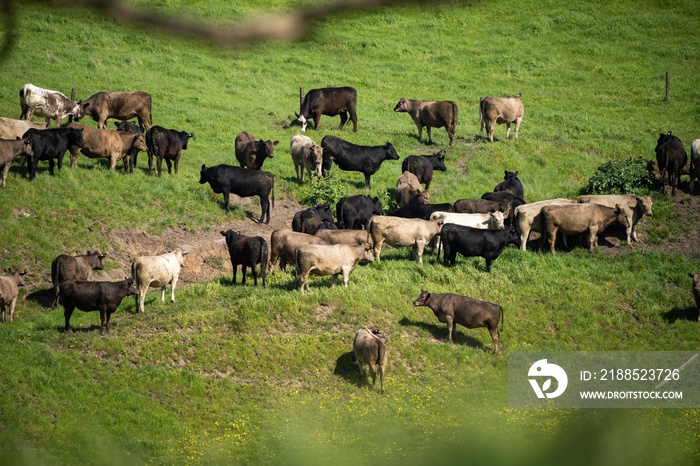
[{"left": 1, "top": 0, "right": 699, "bottom": 464}]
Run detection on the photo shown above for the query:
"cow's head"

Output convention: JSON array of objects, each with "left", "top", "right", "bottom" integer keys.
[
  {"left": 85, "top": 251, "right": 107, "bottom": 271},
  {"left": 413, "top": 290, "right": 431, "bottom": 307},
  {"left": 393, "top": 97, "right": 409, "bottom": 113},
  {"left": 295, "top": 112, "right": 308, "bottom": 132},
  {"left": 199, "top": 164, "right": 208, "bottom": 184},
  {"left": 433, "top": 151, "right": 447, "bottom": 171},
  {"left": 315, "top": 204, "right": 334, "bottom": 223},
  {"left": 131, "top": 134, "right": 148, "bottom": 152},
  {"left": 384, "top": 143, "right": 400, "bottom": 160},
  {"left": 261, "top": 140, "right": 278, "bottom": 159},
  {"left": 125, "top": 278, "right": 139, "bottom": 297},
  {"left": 371, "top": 197, "right": 383, "bottom": 216},
  {"left": 74, "top": 101, "right": 89, "bottom": 121}
]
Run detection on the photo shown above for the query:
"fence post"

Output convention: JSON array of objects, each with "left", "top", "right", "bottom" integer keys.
[{"left": 665, "top": 71, "right": 670, "bottom": 101}]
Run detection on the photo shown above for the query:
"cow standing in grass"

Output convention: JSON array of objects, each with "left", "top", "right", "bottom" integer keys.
[
  {"left": 0, "top": 269, "right": 27, "bottom": 323},
  {"left": 221, "top": 230, "right": 268, "bottom": 287},
  {"left": 51, "top": 251, "right": 107, "bottom": 307},
  {"left": 393, "top": 97, "right": 458, "bottom": 146},
  {"left": 0, "top": 138, "right": 33, "bottom": 189},
  {"left": 296, "top": 86, "right": 358, "bottom": 132},
  {"left": 480, "top": 93, "right": 524, "bottom": 142},
  {"left": 131, "top": 249, "right": 187, "bottom": 313},
  {"left": 199, "top": 164, "right": 275, "bottom": 223},
  {"left": 353, "top": 327, "right": 388, "bottom": 394}
]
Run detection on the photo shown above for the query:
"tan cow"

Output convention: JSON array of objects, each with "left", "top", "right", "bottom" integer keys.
[
  {"left": 67, "top": 123, "right": 147, "bottom": 170},
  {"left": 270, "top": 229, "right": 329, "bottom": 271},
  {"left": 314, "top": 229, "right": 372, "bottom": 248},
  {"left": 688, "top": 139, "right": 700, "bottom": 193},
  {"left": 295, "top": 243, "right": 374, "bottom": 293},
  {"left": 290, "top": 133, "right": 323, "bottom": 181},
  {"left": 577, "top": 195, "right": 653, "bottom": 243},
  {"left": 131, "top": 249, "right": 188, "bottom": 313},
  {"left": 479, "top": 93, "right": 524, "bottom": 142},
  {"left": 395, "top": 171, "right": 430, "bottom": 207},
  {"left": 368, "top": 215, "right": 443, "bottom": 264},
  {"left": 393, "top": 97, "right": 458, "bottom": 146},
  {"left": 0, "top": 117, "right": 47, "bottom": 140},
  {"left": 353, "top": 327, "right": 388, "bottom": 394},
  {"left": 0, "top": 269, "right": 27, "bottom": 322},
  {"left": 513, "top": 198, "right": 575, "bottom": 251},
  {"left": 50, "top": 251, "right": 107, "bottom": 307},
  {"left": 0, "top": 138, "right": 33, "bottom": 189},
  {"left": 541, "top": 203, "right": 630, "bottom": 254}
]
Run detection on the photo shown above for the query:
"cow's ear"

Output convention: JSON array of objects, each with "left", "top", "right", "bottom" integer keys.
[
  {"left": 201, "top": 164, "right": 206, "bottom": 170},
  {"left": 273, "top": 140, "right": 279, "bottom": 146},
  {"left": 182, "top": 251, "right": 189, "bottom": 256},
  {"left": 220, "top": 231, "right": 226, "bottom": 236},
  {"left": 689, "top": 273, "right": 695, "bottom": 278}
]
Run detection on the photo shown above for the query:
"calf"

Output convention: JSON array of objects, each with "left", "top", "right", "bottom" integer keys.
[
  {"left": 413, "top": 290, "right": 503, "bottom": 354},
  {"left": 314, "top": 229, "right": 372, "bottom": 248},
  {"left": 199, "top": 164, "right": 275, "bottom": 223},
  {"left": 494, "top": 170, "right": 524, "bottom": 198},
  {"left": 67, "top": 122, "right": 147, "bottom": 171},
  {"left": 440, "top": 224, "right": 521, "bottom": 272},
  {"left": 51, "top": 251, "right": 107, "bottom": 307},
  {"left": 290, "top": 133, "right": 323, "bottom": 181},
  {"left": 146, "top": 125, "right": 194, "bottom": 176},
  {"left": 513, "top": 198, "right": 575, "bottom": 251},
  {"left": 131, "top": 249, "right": 188, "bottom": 313},
  {"left": 235, "top": 131, "right": 278, "bottom": 170},
  {"left": 114, "top": 121, "right": 142, "bottom": 172},
  {"left": 654, "top": 131, "right": 687, "bottom": 196},
  {"left": 295, "top": 243, "right": 374, "bottom": 292},
  {"left": 60, "top": 278, "right": 138, "bottom": 332},
  {"left": 0, "top": 138, "right": 33, "bottom": 189},
  {"left": 541, "top": 203, "right": 630, "bottom": 254},
  {"left": 480, "top": 93, "right": 524, "bottom": 142},
  {"left": 401, "top": 152, "right": 447, "bottom": 190},
  {"left": 19, "top": 84, "right": 81, "bottom": 127},
  {"left": 453, "top": 198, "right": 503, "bottom": 214},
  {"left": 687, "top": 273, "right": 700, "bottom": 322},
  {"left": 0, "top": 269, "right": 27, "bottom": 323},
  {"left": 577, "top": 195, "right": 653, "bottom": 243},
  {"left": 688, "top": 139, "right": 700, "bottom": 193},
  {"left": 292, "top": 205, "right": 334, "bottom": 234},
  {"left": 368, "top": 215, "right": 443, "bottom": 264},
  {"left": 336, "top": 195, "right": 383, "bottom": 229},
  {"left": 221, "top": 230, "right": 268, "bottom": 287},
  {"left": 296, "top": 86, "right": 358, "bottom": 132},
  {"left": 321, "top": 135, "right": 399, "bottom": 189},
  {"left": 353, "top": 327, "right": 388, "bottom": 394},
  {"left": 270, "top": 229, "right": 329, "bottom": 271},
  {"left": 393, "top": 97, "right": 458, "bottom": 146},
  {"left": 76, "top": 91, "right": 152, "bottom": 130},
  {"left": 0, "top": 117, "right": 47, "bottom": 140},
  {"left": 22, "top": 127, "right": 84, "bottom": 180},
  {"left": 395, "top": 171, "right": 430, "bottom": 207},
  {"left": 393, "top": 203, "right": 454, "bottom": 220}
]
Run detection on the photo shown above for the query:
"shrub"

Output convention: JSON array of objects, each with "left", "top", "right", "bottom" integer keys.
[
  {"left": 580, "top": 157, "right": 654, "bottom": 195},
  {"left": 305, "top": 169, "right": 348, "bottom": 208}
]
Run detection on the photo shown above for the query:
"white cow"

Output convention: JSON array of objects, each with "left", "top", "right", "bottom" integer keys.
[
  {"left": 19, "top": 84, "right": 81, "bottom": 127},
  {"left": 290, "top": 133, "right": 323, "bottom": 181},
  {"left": 429, "top": 211, "right": 504, "bottom": 229},
  {"left": 368, "top": 215, "right": 443, "bottom": 264},
  {"left": 131, "top": 248, "right": 187, "bottom": 313}
]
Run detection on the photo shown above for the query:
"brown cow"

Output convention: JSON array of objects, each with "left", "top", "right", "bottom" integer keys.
[
  {"left": 368, "top": 215, "right": 443, "bottom": 264},
  {"left": 690, "top": 139, "right": 700, "bottom": 193},
  {"left": 0, "top": 269, "right": 27, "bottom": 322},
  {"left": 577, "top": 195, "right": 653, "bottom": 243},
  {"left": 76, "top": 91, "right": 152, "bottom": 131},
  {"left": 67, "top": 123, "right": 147, "bottom": 170},
  {"left": 0, "top": 138, "right": 33, "bottom": 189},
  {"left": 290, "top": 133, "right": 323, "bottom": 181},
  {"left": 687, "top": 273, "right": 700, "bottom": 322},
  {"left": 296, "top": 86, "right": 358, "bottom": 132},
  {"left": 269, "top": 229, "right": 329, "bottom": 271},
  {"left": 353, "top": 327, "right": 388, "bottom": 394},
  {"left": 393, "top": 97, "right": 458, "bottom": 146},
  {"left": 453, "top": 198, "right": 505, "bottom": 215},
  {"left": 395, "top": 171, "right": 430, "bottom": 207},
  {"left": 235, "top": 131, "right": 278, "bottom": 170},
  {"left": 295, "top": 243, "right": 374, "bottom": 292},
  {"left": 314, "top": 229, "right": 372, "bottom": 248},
  {"left": 0, "top": 117, "right": 47, "bottom": 140},
  {"left": 479, "top": 93, "right": 524, "bottom": 142},
  {"left": 514, "top": 199, "right": 575, "bottom": 251},
  {"left": 51, "top": 251, "right": 107, "bottom": 307}
]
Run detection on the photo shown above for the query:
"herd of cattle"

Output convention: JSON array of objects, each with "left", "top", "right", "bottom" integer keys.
[{"left": 1, "top": 83, "right": 698, "bottom": 393}]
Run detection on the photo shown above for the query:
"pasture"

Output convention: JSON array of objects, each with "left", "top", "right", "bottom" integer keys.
[{"left": 1, "top": 0, "right": 699, "bottom": 464}]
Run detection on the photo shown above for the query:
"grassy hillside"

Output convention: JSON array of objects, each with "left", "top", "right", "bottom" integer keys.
[{"left": 1, "top": 0, "right": 699, "bottom": 464}]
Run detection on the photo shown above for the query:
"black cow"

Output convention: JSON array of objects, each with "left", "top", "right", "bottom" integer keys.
[
  {"left": 295, "top": 86, "right": 358, "bottom": 132},
  {"left": 321, "top": 135, "right": 399, "bottom": 189},
  {"left": 401, "top": 151, "right": 447, "bottom": 190},
  {"left": 22, "top": 127, "right": 83, "bottom": 180},
  {"left": 60, "top": 278, "right": 138, "bottom": 332},
  {"left": 336, "top": 195, "right": 383, "bottom": 230},
  {"left": 146, "top": 125, "right": 194, "bottom": 176},
  {"left": 292, "top": 205, "right": 334, "bottom": 234},
  {"left": 114, "top": 121, "right": 142, "bottom": 172},
  {"left": 481, "top": 192, "right": 525, "bottom": 224},
  {"left": 199, "top": 164, "right": 274, "bottom": 223},
  {"left": 440, "top": 224, "right": 520, "bottom": 272},
  {"left": 315, "top": 221, "right": 339, "bottom": 231},
  {"left": 392, "top": 203, "right": 454, "bottom": 220},
  {"left": 655, "top": 131, "right": 687, "bottom": 196},
  {"left": 494, "top": 170, "right": 524, "bottom": 198},
  {"left": 220, "top": 230, "right": 268, "bottom": 287}
]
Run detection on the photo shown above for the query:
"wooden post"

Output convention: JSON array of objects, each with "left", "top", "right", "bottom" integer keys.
[
  {"left": 665, "top": 71, "right": 670, "bottom": 101},
  {"left": 69, "top": 87, "right": 76, "bottom": 123},
  {"left": 299, "top": 87, "right": 304, "bottom": 109}
]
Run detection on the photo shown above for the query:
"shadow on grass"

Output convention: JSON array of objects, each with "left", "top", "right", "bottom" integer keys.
[
  {"left": 334, "top": 351, "right": 375, "bottom": 390},
  {"left": 662, "top": 306, "right": 699, "bottom": 323},
  {"left": 399, "top": 317, "right": 485, "bottom": 350},
  {"left": 25, "top": 288, "right": 55, "bottom": 308}
]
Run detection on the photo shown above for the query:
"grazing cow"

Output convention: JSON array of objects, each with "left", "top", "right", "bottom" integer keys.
[
  {"left": 0, "top": 269, "right": 27, "bottom": 323},
  {"left": 292, "top": 205, "right": 334, "bottom": 234},
  {"left": 688, "top": 139, "right": 700, "bottom": 193},
  {"left": 413, "top": 290, "right": 503, "bottom": 354},
  {"left": 76, "top": 91, "right": 152, "bottom": 130},
  {"left": 481, "top": 192, "right": 526, "bottom": 224},
  {"left": 114, "top": 121, "right": 143, "bottom": 172},
  {"left": 687, "top": 273, "right": 700, "bottom": 322},
  {"left": 199, "top": 164, "right": 274, "bottom": 223},
  {"left": 321, "top": 135, "right": 399, "bottom": 189},
  {"left": 367, "top": 215, "right": 443, "bottom": 264},
  {"left": 295, "top": 243, "right": 374, "bottom": 293},
  {"left": 480, "top": 93, "right": 524, "bottom": 142},
  {"left": 430, "top": 211, "right": 505, "bottom": 229},
  {"left": 296, "top": 86, "right": 358, "bottom": 132},
  {"left": 234, "top": 131, "right": 278, "bottom": 171},
  {"left": 494, "top": 170, "right": 524, "bottom": 198},
  {"left": 131, "top": 249, "right": 188, "bottom": 313},
  {"left": 393, "top": 97, "right": 458, "bottom": 146},
  {"left": 401, "top": 152, "right": 447, "bottom": 190},
  {"left": 19, "top": 84, "right": 81, "bottom": 127},
  {"left": 395, "top": 171, "right": 430, "bottom": 207},
  {"left": 221, "top": 230, "right": 268, "bottom": 287},
  {"left": 145, "top": 125, "right": 194, "bottom": 176},
  {"left": 577, "top": 195, "right": 653, "bottom": 243},
  {"left": 654, "top": 131, "right": 687, "bottom": 196},
  {"left": 60, "top": 278, "right": 138, "bottom": 332},
  {"left": 513, "top": 199, "right": 575, "bottom": 251},
  {"left": 0, "top": 138, "right": 33, "bottom": 189},
  {"left": 453, "top": 198, "right": 504, "bottom": 215},
  {"left": 392, "top": 203, "right": 454, "bottom": 220},
  {"left": 541, "top": 203, "right": 630, "bottom": 254},
  {"left": 353, "top": 327, "right": 388, "bottom": 394},
  {"left": 270, "top": 229, "right": 329, "bottom": 271},
  {"left": 51, "top": 251, "right": 107, "bottom": 307},
  {"left": 290, "top": 133, "right": 324, "bottom": 182},
  {"left": 336, "top": 195, "right": 383, "bottom": 229},
  {"left": 66, "top": 123, "right": 147, "bottom": 171},
  {"left": 314, "top": 229, "right": 372, "bottom": 248},
  {"left": 440, "top": 224, "right": 521, "bottom": 272},
  {"left": 22, "top": 127, "right": 84, "bottom": 180},
  {"left": 0, "top": 117, "right": 47, "bottom": 140}
]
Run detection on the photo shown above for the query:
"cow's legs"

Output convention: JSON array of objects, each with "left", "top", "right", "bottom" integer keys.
[
  {"left": 260, "top": 197, "right": 270, "bottom": 224},
  {"left": 426, "top": 126, "right": 433, "bottom": 144},
  {"left": 231, "top": 259, "right": 238, "bottom": 284},
  {"left": 415, "top": 241, "right": 426, "bottom": 265},
  {"left": 157, "top": 156, "right": 164, "bottom": 177},
  {"left": 514, "top": 116, "right": 522, "bottom": 140},
  {"left": 338, "top": 111, "right": 348, "bottom": 130},
  {"left": 506, "top": 122, "right": 511, "bottom": 140},
  {"left": 241, "top": 265, "right": 247, "bottom": 286},
  {"left": 548, "top": 227, "right": 558, "bottom": 254},
  {"left": 48, "top": 158, "right": 55, "bottom": 176},
  {"left": 415, "top": 122, "right": 423, "bottom": 142},
  {"left": 138, "top": 288, "right": 147, "bottom": 313},
  {"left": 169, "top": 279, "right": 177, "bottom": 303},
  {"left": 446, "top": 317, "right": 454, "bottom": 343},
  {"left": 313, "top": 112, "right": 322, "bottom": 131},
  {"left": 64, "top": 306, "right": 75, "bottom": 331},
  {"left": 490, "top": 327, "right": 501, "bottom": 355},
  {"left": 160, "top": 286, "right": 166, "bottom": 303},
  {"left": 223, "top": 189, "right": 231, "bottom": 213},
  {"left": 363, "top": 173, "right": 371, "bottom": 190},
  {"left": 165, "top": 158, "right": 173, "bottom": 175},
  {"left": 485, "top": 257, "right": 493, "bottom": 273},
  {"left": 373, "top": 238, "right": 384, "bottom": 263}
]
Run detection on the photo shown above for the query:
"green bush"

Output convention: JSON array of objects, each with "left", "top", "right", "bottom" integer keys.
[
  {"left": 304, "top": 169, "right": 348, "bottom": 208},
  {"left": 581, "top": 157, "right": 654, "bottom": 195}
]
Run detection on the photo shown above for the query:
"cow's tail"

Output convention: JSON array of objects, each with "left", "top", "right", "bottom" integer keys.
[
  {"left": 271, "top": 176, "right": 275, "bottom": 208},
  {"left": 451, "top": 101, "right": 458, "bottom": 127},
  {"left": 259, "top": 238, "right": 269, "bottom": 280},
  {"left": 366, "top": 217, "right": 374, "bottom": 245},
  {"left": 500, "top": 306, "right": 504, "bottom": 331},
  {"left": 50, "top": 259, "right": 59, "bottom": 307}
]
